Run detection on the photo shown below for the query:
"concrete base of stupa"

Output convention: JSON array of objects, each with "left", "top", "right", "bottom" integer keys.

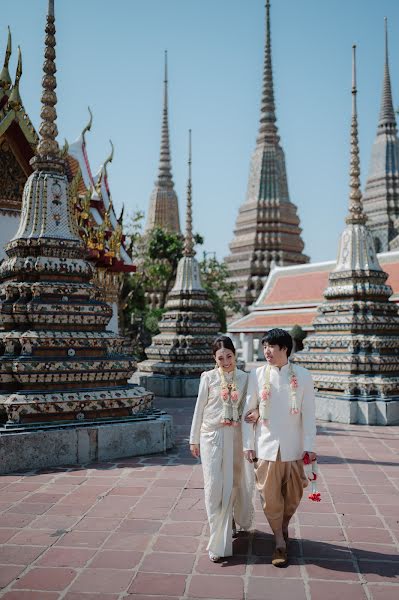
[
  {"left": 137, "top": 373, "right": 200, "bottom": 398},
  {"left": 0, "top": 411, "right": 173, "bottom": 475},
  {"left": 315, "top": 394, "right": 399, "bottom": 425}
]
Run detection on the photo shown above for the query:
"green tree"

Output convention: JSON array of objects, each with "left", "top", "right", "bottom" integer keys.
[{"left": 199, "top": 253, "right": 242, "bottom": 332}]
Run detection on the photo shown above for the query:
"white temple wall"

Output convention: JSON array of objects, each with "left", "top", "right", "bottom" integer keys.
[
  {"left": 0, "top": 212, "right": 19, "bottom": 261},
  {"left": 107, "top": 301, "right": 119, "bottom": 334}
]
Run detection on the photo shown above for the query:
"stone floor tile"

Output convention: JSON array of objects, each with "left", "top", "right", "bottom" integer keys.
[
  {"left": 46, "top": 504, "right": 94, "bottom": 516},
  {"left": 0, "top": 513, "right": 37, "bottom": 528},
  {"left": 139, "top": 551, "right": 195, "bottom": 574},
  {"left": 247, "top": 577, "right": 307, "bottom": 600},
  {"left": 341, "top": 515, "right": 385, "bottom": 528},
  {"left": 196, "top": 553, "right": 246, "bottom": 575},
  {"left": 160, "top": 521, "right": 204, "bottom": 536},
  {"left": 367, "top": 585, "right": 399, "bottom": 599},
  {"left": 250, "top": 558, "right": 302, "bottom": 578},
  {"left": 0, "top": 528, "right": 19, "bottom": 543},
  {"left": 358, "top": 561, "right": 399, "bottom": 582},
  {"left": 334, "top": 503, "right": 377, "bottom": 515},
  {"left": 301, "top": 540, "right": 351, "bottom": 560},
  {"left": 346, "top": 528, "right": 393, "bottom": 544},
  {"left": 69, "top": 568, "right": 133, "bottom": 593},
  {"left": 188, "top": 574, "right": 244, "bottom": 599},
  {"left": 107, "top": 486, "right": 146, "bottom": 496},
  {"left": 300, "top": 525, "right": 346, "bottom": 542},
  {"left": 153, "top": 534, "right": 199, "bottom": 552},
  {"left": 71, "top": 516, "right": 122, "bottom": 531},
  {"left": 64, "top": 592, "right": 119, "bottom": 599},
  {"left": 128, "top": 572, "right": 187, "bottom": 596},
  {"left": 297, "top": 513, "right": 341, "bottom": 526},
  {"left": 11, "top": 567, "right": 76, "bottom": 591},
  {"left": 308, "top": 581, "right": 368, "bottom": 599},
  {"left": 7, "top": 529, "right": 57, "bottom": 546},
  {"left": 0, "top": 564, "right": 25, "bottom": 588},
  {"left": 55, "top": 530, "right": 109, "bottom": 548},
  {"left": 169, "top": 509, "right": 207, "bottom": 521},
  {"left": 1, "top": 592, "right": 60, "bottom": 600},
  {"left": 103, "top": 532, "right": 151, "bottom": 551},
  {"left": 0, "top": 545, "right": 47, "bottom": 565},
  {"left": 120, "top": 518, "right": 162, "bottom": 534},
  {"left": 90, "top": 549, "right": 143, "bottom": 569},
  {"left": 29, "top": 514, "right": 78, "bottom": 530},
  {"left": 126, "top": 506, "right": 170, "bottom": 520},
  {"left": 304, "top": 559, "right": 361, "bottom": 580},
  {"left": 6, "top": 502, "right": 53, "bottom": 515},
  {"left": 349, "top": 544, "right": 399, "bottom": 560},
  {"left": 36, "top": 547, "right": 96, "bottom": 567}
]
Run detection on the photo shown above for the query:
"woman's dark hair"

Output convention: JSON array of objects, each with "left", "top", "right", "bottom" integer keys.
[
  {"left": 261, "top": 328, "right": 293, "bottom": 357},
  {"left": 212, "top": 335, "right": 236, "bottom": 356}
]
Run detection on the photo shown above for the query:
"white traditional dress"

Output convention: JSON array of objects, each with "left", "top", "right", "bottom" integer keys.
[{"left": 190, "top": 368, "right": 254, "bottom": 558}]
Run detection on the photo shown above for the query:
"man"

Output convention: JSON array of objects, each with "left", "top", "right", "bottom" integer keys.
[{"left": 242, "top": 328, "right": 316, "bottom": 567}]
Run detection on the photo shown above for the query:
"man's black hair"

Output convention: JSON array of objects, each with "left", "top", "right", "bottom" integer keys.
[{"left": 261, "top": 328, "right": 293, "bottom": 357}]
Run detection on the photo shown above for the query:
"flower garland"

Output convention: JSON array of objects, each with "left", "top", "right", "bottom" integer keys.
[
  {"left": 259, "top": 362, "right": 299, "bottom": 425},
  {"left": 303, "top": 452, "right": 321, "bottom": 502},
  {"left": 218, "top": 367, "right": 240, "bottom": 427}
]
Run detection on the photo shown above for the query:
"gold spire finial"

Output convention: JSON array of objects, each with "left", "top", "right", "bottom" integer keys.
[
  {"left": 346, "top": 44, "right": 366, "bottom": 225},
  {"left": 81, "top": 106, "right": 93, "bottom": 146},
  {"left": 35, "top": 0, "right": 63, "bottom": 170},
  {"left": 184, "top": 129, "right": 194, "bottom": 257},
  {"left": 8, "top": 46, "right": 23, "bottom": 110},
  {"left": 0, "top": 26, "right": 12, "bottom": 91}
]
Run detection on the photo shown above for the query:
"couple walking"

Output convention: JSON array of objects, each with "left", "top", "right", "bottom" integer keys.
[{"left": 189, "top": 328, "right": 316, "bottom": 567}]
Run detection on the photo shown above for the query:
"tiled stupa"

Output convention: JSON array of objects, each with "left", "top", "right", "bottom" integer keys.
[
  {"left": 0, "top": 1, "right": 155, "bottom": 427},
  {"left": 138, "top": 131, "right": 220, "bottom": 396},
  {"left": 225, "top": 0, "right": 308, "bottom": 307},
  {"left": 293, "top": 46, "right": 399, "bottom": 425},
  {"left": 363, "top": 19, "right": 399, "bottom": 253},
  {"left": 145, "top": 51, "right": 180, "bottom": 234}
]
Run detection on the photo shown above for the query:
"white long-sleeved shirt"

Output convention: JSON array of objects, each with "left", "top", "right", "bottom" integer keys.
[
  {"left": 189, "top": 368, "right": 249, "bottom": 444},
  {"left": 242, "top": 362, "right": 316, "bottom": 461}
]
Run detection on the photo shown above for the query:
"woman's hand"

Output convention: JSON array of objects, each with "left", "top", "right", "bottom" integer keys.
[
  {"left": 244, "top": 408, "right": 259, "bottom": 424},
  {"left": 190, "top": 444, "right": 200, "bottom": 458}
]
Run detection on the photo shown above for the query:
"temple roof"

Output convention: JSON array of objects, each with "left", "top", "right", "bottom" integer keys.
[{"left": 228, "top": 251, "right": 399, "bottom": 333}]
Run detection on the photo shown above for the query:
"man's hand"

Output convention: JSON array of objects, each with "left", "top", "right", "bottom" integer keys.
[
  {"left": 244, "top": 450, "right": 257, "bottom": 463},
  {"left": 190, "top": 444, "right": 200, "bottom": 458},
  {"left": 303, "top": 451, "right": 317, "bottom": 462},
  {"left": 244, "top": 408, "right": 259, "bottom": 424}
]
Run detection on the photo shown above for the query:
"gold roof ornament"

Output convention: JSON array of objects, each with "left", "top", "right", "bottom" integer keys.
[
  {"left": 81, "top": 106, "right": 93, "bottom": 146},
  {"left": 8, "top": 46, "right": 23, "bottom": 110},
  {"left": 0, "top": 26, "right": 12, "bottom": 91}
]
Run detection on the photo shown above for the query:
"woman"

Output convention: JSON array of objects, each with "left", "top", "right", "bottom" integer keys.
[{"left": 189, "top": 335, "right": 254, "bottom": 562}]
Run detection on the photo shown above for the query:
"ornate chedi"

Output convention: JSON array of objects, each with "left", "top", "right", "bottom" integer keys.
[
  {"left": 138, "top": 131, "right": 220, "bottom": 396},
  {"left": 293, "top": 46, "right": 399, "bottom": 425},
  {"left": 0, "top": 1, "right": 153, "bottom": 426},
  {"left": 225, "top": 0, "right": 308, "bottom": 308},
  {"left": 363, "top": 19, "right": 399, "bottom": 253},
  {"left": 145, "top": 51, "right": 180, "bottom": 234}
]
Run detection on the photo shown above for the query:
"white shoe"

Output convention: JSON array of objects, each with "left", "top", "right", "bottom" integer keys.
[{"left": 208, "top": 550, "right": 220, "bottom": 562}]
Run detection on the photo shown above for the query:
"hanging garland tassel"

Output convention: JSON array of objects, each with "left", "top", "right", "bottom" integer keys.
[
  {"left": 260, "top": 362, "right": 300, "bottom": 425},
  {"left": 303, "top": 452, "right": 321, "bottom": 502},
  {"left": 219, "top": 367, "right": 240, "bottom": 427}
]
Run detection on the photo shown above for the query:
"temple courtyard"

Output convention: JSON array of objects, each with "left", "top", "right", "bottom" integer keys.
[{"left": 0, "top": 396, "right": 398, "bottom": 600}]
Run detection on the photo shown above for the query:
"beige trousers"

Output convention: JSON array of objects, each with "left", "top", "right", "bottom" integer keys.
[{"left": 254, "top": 451, "right": 307, "bottom": 534}]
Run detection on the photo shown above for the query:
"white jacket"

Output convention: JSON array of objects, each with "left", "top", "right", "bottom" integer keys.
[{"left": 242, "top": 362, "right": 316, "bottom": 461}]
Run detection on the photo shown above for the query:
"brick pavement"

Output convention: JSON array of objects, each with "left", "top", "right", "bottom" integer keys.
[{"left": 0, "top": 396, "right": 398, "bottom": 600}]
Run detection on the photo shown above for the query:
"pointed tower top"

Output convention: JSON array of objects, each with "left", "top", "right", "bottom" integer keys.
[
  {"left": 257, "top": 0, "right": 279, "bottom": 145},
  {"left": 184, "top": 130, "right": 194, "bottom": 258},
  {"left": 34, "top": 0, "right": 63, "bottom": 171},
  {"left": 346, "top": 45, "right": 366, "bottom": 226},
  {"left": 0, "top": 26, "right": 12, "bottom": 91},
  {"left": 8, "top": 46, "right": 22, "bottom": 110},
  {"left": 156, "top": 50, "right": 174, "bottom": 187},
  {"left": 378, "top": 17, "right": 396, "bottom": 130}
]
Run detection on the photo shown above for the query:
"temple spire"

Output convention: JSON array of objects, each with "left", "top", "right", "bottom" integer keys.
[
  {"left": 378, "top": 17, "right": 396, "bottom": 130},
  {"left": 346, "top": 45, "right": 366, "bottom": 226},
  {"left": 184, "top": 130, "right": 194, "bottom": 257},
  {"left": 257, "top": 0, "right": 278, "bottom": 144},
  {"left": 36, "top": 0, "right": 61, "bottom": 167},
  {"left": 8, "top": 46, "right": 22, "bottom": 110},
  {"left": 157, "top": 50, "right": 173, "bottom": 186},
  {"left": 0, "top": 26, "right": 12, "bottom": 91}
]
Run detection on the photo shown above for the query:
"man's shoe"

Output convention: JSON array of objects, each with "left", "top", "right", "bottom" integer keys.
[{"left": 271, "top": 546, "right": 288, "bottom": 567}]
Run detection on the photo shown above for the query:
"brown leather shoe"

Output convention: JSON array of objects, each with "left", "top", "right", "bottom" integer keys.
[{"left": 272, "top": 546, "right": 288, "bottom": 567}]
